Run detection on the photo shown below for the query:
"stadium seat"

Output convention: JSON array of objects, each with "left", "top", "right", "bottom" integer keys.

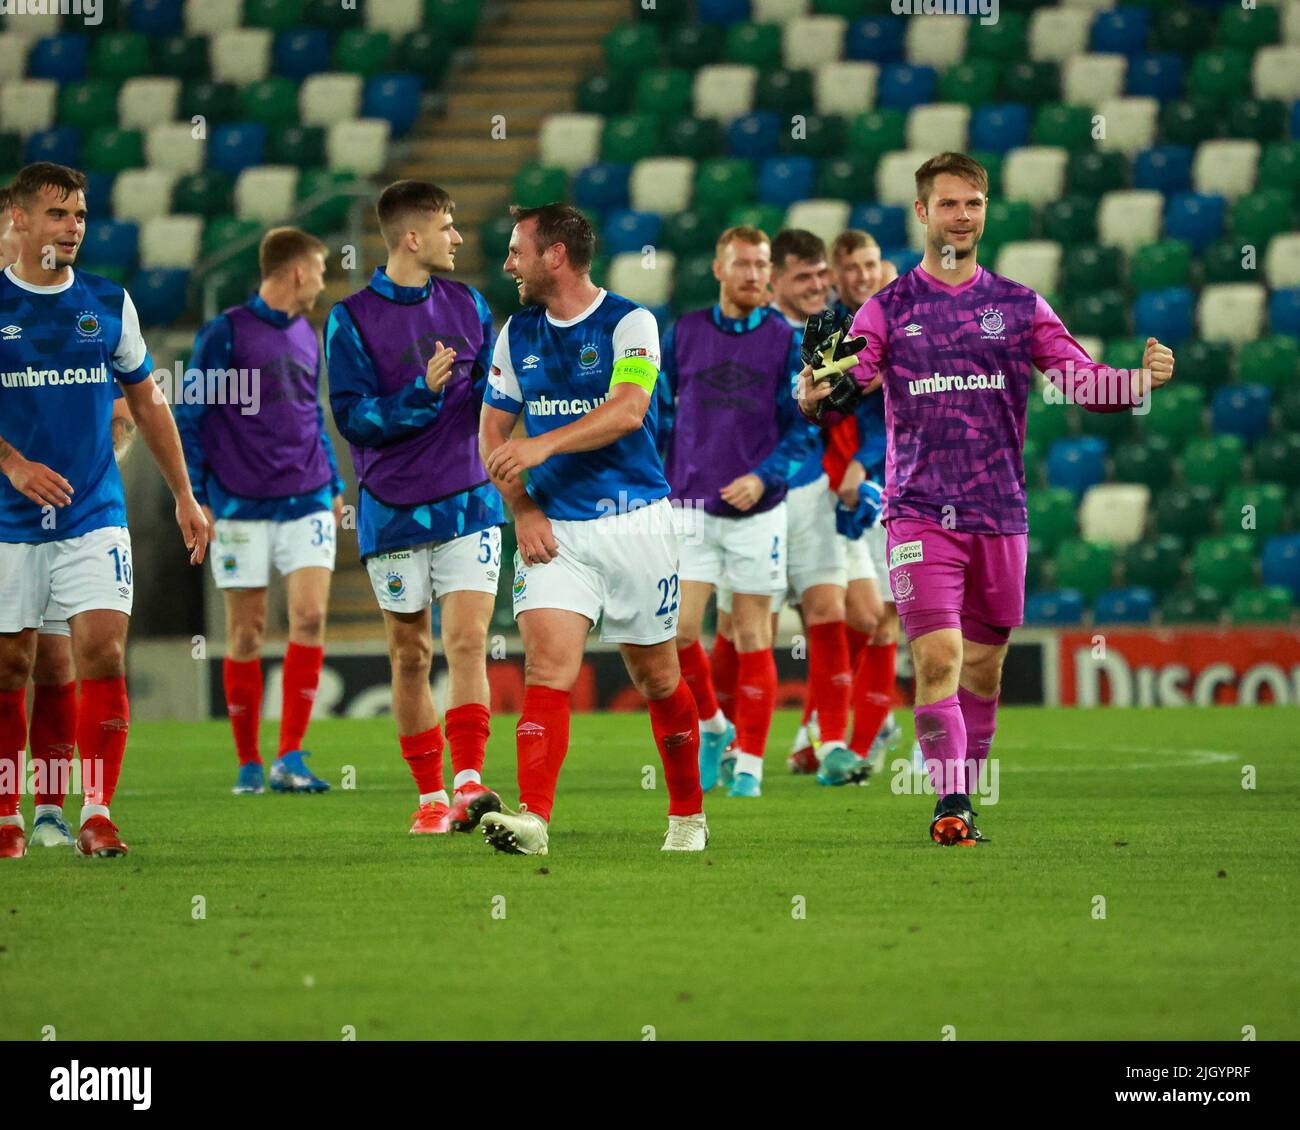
[
  {"left": 130, "top": 267, "right": 190, "bottom": 327},
  {"left": 1198, "top": 283, "right": 1267, "bottom": 344},
  {"left": 875, "top": 149, "right": 932, "bottom": 208},
  {"left": 635, "top": 68, "right": 693, "bottom": 119},
  {"left": 1128, "top": 53, "right": 1184, "bottom": 102},
  {"left": 814, "top": 61, "right": 877, "bottom": 116},
  {"left": 785, "top": 16, "right": 847, "bottom": 70},
  {"left": 630, "top": 158, "right": 696, "bottom": 216},
  {"left": 673, "top": 253, "right": 719, "bottom": 311},
  {"left": 694, "top": 64, "right": 757, "bottom": 120},
  {"left": 84, "top": 128, "right": 145, "bottom": 174},
  {"left": 1192, "top": 140, "right": 1259, "bottom": 201},
  {"left": 117, "top": 77, "right": 181, "bottom": 131},
  {"left": 1093, "top": 587, "right": 1155, "bottom": 625},
  {"left": 0, "top": 38, "right": 29, "bottom": 84},
  {"left": 1252, "top": 432, "right": 1300, "bottom": 487},
  {"left": 604, "top": 115, "right": 664, "bottom": 164},
  {"left": 1261, "top": 534, "right": 1300, "bottom": 598},
  {"left": 1023, "top": 589, "right": 1085, "bottom": 625},
  {"left": 296, "top": 168, "right": 360, "bottom": 231},
  {"left": 146, "top": 123, "right": 205, "bottom": 175},
  {"left": 783, "top": 199, "right": 851, "bottom": 246},
  {"left": 140, "top": 215, "right": 204, "bottom": 270},
  {"left": 659, "top": 210, "right": 714, "bottom": 258},
  {"left": 1027, "top": 486, "right": 1077, "bottom": 552},
  {"left": 1096, "top": 97, "right": 1158, "bottom": 157},
  {"left": 1029, "top": 7, "right": 1092, "bottom": 64},
  {"left": 1, "top": 79, "right": 59, "bottom": 136},
  {"left": 778, "top": 112, "right": 845, "bottom": 158},
  {"left": 156, "top": 35, "right": 211, "bottom": 80},
  {"left": 1041, "top": 195, "right": 1096, "bottom": 245},
  {"left": 938, "top": 59, "right": 999, "bottom": 109},
  {"left": 1211, "top": 384, "right": 1273, "bottom": 447},
  {"left": 25, "top": 128, "right": 80, "bottom": 168},
  {"left": 1129, "top": 240, "right": 1190, "bottom": 292},
  {"left": 1228, "top": 586, "right": 1293, "bottom": 624},
  {"left": 1200, "top": 242, "right": 1252, "bottom": 290},
  {"left": 1190, "top": 534, "right": 1256, "bottom": 601},
  {"left": 1225, "top": 98, "right": 1286, "bottom": 144},
  {"left": 366, "top": 0, "right": 421, "bottom": 34},
  {"left": 1079, "top": 483, "right": 1150, "bottom": 548},
  {"left": 1270, "top": 288, "right": 1300, "bottom": 337},
  {"left": 1188, "top": 48, "right": 1252, "bottom": 105},
  {"left": 1155, "top": 484, "right": 1216, "bottom": 542},
  {"left": 877, "top": 64, "right": 935, "bottom": 111},
  {"left": 1069, "top": 288, "right": 1128, "bottom": 339},
  {"left": 1182, "top": 434, "right": 1246, "bottom": 496},
  {"left": 1279, "top": 384, "right": 1300, "bottom": 432},
  {"left": 1159, "top": 99, "right": 1223, "bottom": 148},
  {"left": 1097, "top": 190, "right": 1163, "bottom": 253},
  {"left": 757, "top": 156, "right": 815, "bottom": 207},
  {"left": 538, "top": 114, "right": 603, "bottom": 174},
  {"left": 1122, "top": 535, "right": 1185, "bottom": 596},
  {"left": 663, "top": 116, "right": 724, "bottom": 160},
  {"left": 968, "top": 103, "right": 1029, "bottom": 155},
  {"left": 995, "top": 242, "right": 1061, "bottom": 295},
  {"left": 1173, "top": 340, "right": 1232, "bottom": 391},
  {"left": 182, "top": 80, "right": 240, "bottom": 126},
  {"left": 234, "top": 166, "right": 299, "bottom": 223},
  {"left": 272, "top": 29, "right": 331, "bottom": 81},
  {"left": 695, "top": 159, "right": 755, "bottom": 216},
  {"left": 603, "top": 210, "right": 661, "bottom": 257},
  {"left": 90, "top": 33, "right": 151, "bottom": 84},
  {"left": 362, "top": 75, "right": 421, "bottom": 138},
  {"left": 610, "top": 249, "right": 674, "bottom": 308},
  {"left": 1133, "top": 288, "right": 1193, "bottom": 346},
  {"left": 212, "top": 29, "right": 273, "bottom": 85},
  {"left": 1264, "top": 233, "right": 1300, "bottom": 290},
  {"left": 752, "top": 0, "right": 807, "bottom": 21},
  {"left": 1047, "top": 437, "right": 1107, "bottom": 500},
  {"left": 132, "top": 0, "right": 185, "bottom": 35},
  {"left": 209, "top": 123, "right": 267, "bottom": 177},
  {"left": 328, "top": 119, "right": 389, "bottom": 176},
  {"left": 1254, "top": 44, "right": 1300, "bottom": 101},
  {"left": 1132, "top": 145, "right": 1192, "bottom": 195},
  {"left": 725, "top": 22, "right": 781, "bottom": 68},
  {"left": 185, "top": 0, "right": 242, "bottom": 35},
  {"left": 904, "top": 13, "right": 966, "bottom": 69},
  {"left": 1064, "top": 53, "right": 1126, "bottom": 107},
  {"left": 513, "top": 163, "right": 567, "bottom": 209},
  {"left": 666, "top": 24, "right": 724, "bottom": 71},
  {"left": 906, "top": 103, "right": 969, "bottom": 154},
  {"left": 241, "top": 78, "right": 299, "bottom": 129},
  {"left": 1112, "top": 434, "right": 1174, "bottom": 491},
  {"left": 1060, "top": 243, "right": 1121, "bottom": 300},
  {"left": 1164, "top": 193, "right": 1225, "bottom": 254},
  {"left": 845, "top": 17, "right": 905, "bottom": 64},
  {"left": 1159, "top": 585, "right": 1223, "bottom": 625},
  {"left": 726, "top": 112, "right": 781, "bottom": 160},
  {"left": 299, "top": 73, "right": 363, "bottom": 128},
  {"left": 1238, "top": 337, "right": 1299, "bottom": 392},
  {"left": 577, "top": 72, "right": 631, "bottom": 116},
  {"left": 1221, "top": 483, "right": 1287, "bottom": 540},
  {"left": 28, "top": 35, "right": 88, "bottom": 83},
  {"left": 754, "top": 69, "right": 814, "bottom": 116},
  {"left": 571, "top": 162, "right": 630, "bottom": 215},
  {"left": 1142, "top": 383, "right": 1204, "bottom": 447},
  {"left": 172, "top": 170, "right": 234, "bottom": 218},
  {"left": 80, "top": 220, "right": 139, "bottom": 272}
]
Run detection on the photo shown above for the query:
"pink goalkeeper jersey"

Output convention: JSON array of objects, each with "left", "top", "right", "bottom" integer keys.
[{"left": 844, "top": 264, "right": 1135, "bottom": 535}]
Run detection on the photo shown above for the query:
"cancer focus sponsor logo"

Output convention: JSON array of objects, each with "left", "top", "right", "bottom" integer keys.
[{"left": 889, "top": 539, "right": 923, "bottom": 569}]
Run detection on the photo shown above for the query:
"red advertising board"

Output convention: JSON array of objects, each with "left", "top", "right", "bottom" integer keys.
[{"left": 1058, "top": 628, "right": 1300, "bottom": 706}]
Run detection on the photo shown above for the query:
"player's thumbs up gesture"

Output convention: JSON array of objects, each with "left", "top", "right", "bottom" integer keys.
[
  {"left": 1141, "top": 336, "right": 1175, "bottom": 389},
  {"left": 424, "top": 340, "right": 457, "bottom": 393}
]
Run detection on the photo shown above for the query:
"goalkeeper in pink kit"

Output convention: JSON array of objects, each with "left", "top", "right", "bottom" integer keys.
[{"left": 798, "top": 153, "right": 1175, "bottom": 845}]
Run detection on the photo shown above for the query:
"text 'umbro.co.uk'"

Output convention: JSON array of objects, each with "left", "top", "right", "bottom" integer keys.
[{"left": 907, "top": 371, "right": 1008, "bottom": 396}]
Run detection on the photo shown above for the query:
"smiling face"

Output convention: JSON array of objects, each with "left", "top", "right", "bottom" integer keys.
[
  {"left": 917, "top": 172, "right": 986, "bottom": 263},
  {"left": 714, "top": 235, "right": 771, "bottom": 315},
  {"left": 13, "top": 183, "right": 86, "bottom": 270},
  {"left": 504, "top": 217, "right": 554, "bottom": 307},
  {"left": 832, "top": 242, "right": 884, "bottom": 311},
  {"left": 771, "top": 253, "right": 830, "bottom": 321}
]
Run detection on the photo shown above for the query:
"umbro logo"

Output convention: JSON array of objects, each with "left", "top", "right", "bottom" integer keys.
[
  {"left": 904, "top": 323, "right": 923, "bottom": 337},
  {"left": 522, "top": 355, "right": 540, "bottom": 368},
  {"left": 1, "top": 324, "right": 21, "bottom": 340}
]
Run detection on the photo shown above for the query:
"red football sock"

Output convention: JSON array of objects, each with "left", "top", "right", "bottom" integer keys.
[
  {"left": 710, "top": 633, "right": 738, "bottom": 722},
  {"left": 850, "top": 641, "right": 896, "bottom": 754},
  {"left": 676, "top": 639, "right": 720, "bottom": 719},
  {"left": 399, "top": 726, "right": 445, "bottom": 797},
  {"left": 0, "top": 688, "right": 26, "bottom": 818},
  {"left": 223, "top": 657, "right": 263, "bottom": 766},
  {"left": 78, "top": 675, "right": 129, "bottom": 808},
  {"left": 647, "top": 679, "right": 702, "bottom": 816},
  {"left": 278, "top": 642, "right": 323, "bottom": 756},
  {"left": 30, "top": 681, "right": 76, "bottom": 807},
  {"left": 444, "top": 702, "right": 489, "bottom": 781},
  {"left": 807, "top": 621, "right": 851, "bottom": 743},
  {"left": 734, "top": 648, "right": 777, "bottom": 759},
  {"left": 846, "top": 627, "right": 868, "bottom": 670},
  {"left": 516, "top": 685, "right": 570, "bottom": 823},
  {"left": 800, "top": 684, "right": 815, "bottom": 726}
]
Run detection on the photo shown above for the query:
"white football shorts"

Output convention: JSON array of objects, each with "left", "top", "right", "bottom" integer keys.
[
  {"left": 677, "top": 500, "right": 787, "bottom": 597},
  {"left": 0, "top": 526, "right": 134, "bottom": 632},
  {"left": 367, "top": 526, "right": 502, "bottom": 613},
  {"left": 210, "top": 511, "right": 337, "bottom": 589}
]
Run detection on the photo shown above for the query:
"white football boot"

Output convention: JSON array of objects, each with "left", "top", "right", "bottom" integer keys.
[
  {"left": 661, "top": 812, "right": 709, "bottom": 852},
  {"left": 481, "top": 805, "right": 550, "bottom": 856}
]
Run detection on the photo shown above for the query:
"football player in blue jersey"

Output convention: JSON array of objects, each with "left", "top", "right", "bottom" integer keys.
[{"left": 0, "top": 162, "right": 209, "bottom": 859}]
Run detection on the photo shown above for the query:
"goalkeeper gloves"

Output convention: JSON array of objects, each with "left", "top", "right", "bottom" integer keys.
[
  {"left": 802, "top": 308, "right": 867, "bottom": 418},
  {"left": 835, "top": 479, "right": 884, "bottom": 540}
]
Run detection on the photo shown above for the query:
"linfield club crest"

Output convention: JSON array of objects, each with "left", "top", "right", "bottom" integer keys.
[
  {"left": 978, "top": 307, "right": 1005, "bottom": 339},
  {"left": 75, "top": 311, "right": 100, "bottom": 339},
  {"left": 386, "top": 573, "right": 405, "bottom": 598},
  {"left": 578, "top": 342, "right": 599, "bottom": 368}
]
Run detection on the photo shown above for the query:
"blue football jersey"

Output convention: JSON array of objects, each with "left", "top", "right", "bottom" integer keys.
[
  {"left": 485, "top": 289, "right": 668, "bottom": 522},
  {"left": 0, "top": 266, "right": 152, "bottom": 542}
]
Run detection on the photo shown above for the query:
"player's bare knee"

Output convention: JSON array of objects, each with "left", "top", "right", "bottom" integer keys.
[
  {"left": 391, "top": 636, "right": 432, "bottom": 679},
  {"left": 443, "top": 624, "right": 488, "bottom": 665},
  {"left": 523, "top": 654, "right": 577, "bottom": 691},
  {"left": 288, "top": 606, "right": 325, "bottom": 643},
  {"left": 79, "top": 642, "right": 125, "bottom": 681},
  {"left": 33, "top": 648, "right": 74, "bottom": 686},
  {"left": 229, "top": 622, "right": 265, "bottom": 660},
  {"left": 0, "top": 648, "right": 35, "bottom": 691}
]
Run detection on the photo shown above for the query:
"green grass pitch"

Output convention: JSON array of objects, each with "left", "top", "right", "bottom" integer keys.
[{"left": 2, "top": 707, "right": 1296, "bottom": 1041}]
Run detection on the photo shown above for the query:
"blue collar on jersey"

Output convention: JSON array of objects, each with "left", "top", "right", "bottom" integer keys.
[
  {"left": 369, "top": 266, "right": 431, "bottom": 304},
  {"left": 245, "top": 292, "right": 296, "bottom": 328},
  {"left": 710, "top": 303, "right": 767, "bottom": 335}
]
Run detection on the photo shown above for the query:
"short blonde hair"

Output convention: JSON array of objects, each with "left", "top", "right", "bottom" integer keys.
[{"left": 714, "top": 224, "right": 770, "bottom": 259}]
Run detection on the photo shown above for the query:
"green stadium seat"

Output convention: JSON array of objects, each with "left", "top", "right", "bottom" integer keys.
[
  {"left": 602, "top": 115, "right": 662, "bottom": 164},
  {"left": 663, "top": 116, "right": 723, "bottom": 160},
  {"left": 1113, "top": 434, "right": 1174, "bottom": 490},
  {"left": 268, "top": 125, "right": 324, "bottom": 168},
  {"left": 1061, "top": 244, "right": 1122, "bottom": 300},
  {"left": 1217, "top": 2, "right": 1279, "bottom": 50},
  {"left": 1069, "top": 289, "right": 1127, "bottom": 339},
  {"left": 1152, "top": 6, "right": 1214, "bottom": 55},
  {"left": 1158, "top": 100, "right": 1222, "bottom": 148},
  {"left": 847, "top": 109, "right": 906, "bottom": 161},
  {"left": 1122, "top": 534, "right": 1185, "bottom": 595},
  {"left": 999, "top": 59, "right": 1059, "bottom": 106},
  {"left": 1236, "top": 336, "right": 1299, "bottom": 392},
  {"left": 1181, "top": 434, "right": 1244, "bottom": 496},
  {"left": 396, "top": 31, "right": 451, "bottom": 83},
  {"left": 182, "top": 81, "right": 240, "bottom": 126},
  {"left": 297, "top": 169, "right": 360, "bottom": 231},
  {"left": 1277, "top": 384, "right": 1300, "bottom": 432},
  {"left": 815, "top": 0, "right": 870, "bottom": 15},
  {"left": 1068, "top": 150, "right": 1127, "bottom": 199},
  {"left": 1026, "top": 487, "right": 1077, "bottom": 553},
  {"left": 1021, "top": 436, "right": 1043, "bottom": 488},
  {"left": 1201, "top": 239, "right": 1256, "bottom": 285},
  {"left": 80, "top": 262, "right": 132, "bottom": 286},
  {"left": 1040, "top": 196, "right": 1096, "bottom": 245},
  {"left": 1258, "top": 142, "right": 1300, "bottom": 194},
  {"left": 659, "top": 210, "right": 714, "bottom": 258},
  {"left": 779, "top": 113, "right": 846, "bottom": 159},
  {"left": 727, "top": 203, "right": 784, "bottom": 234},
  {"left": 246, "top": 0, "right": 305, "bottom": 30},
  {"left": 971, "top": 149, "right": 1003, "bottom": 198},
  {"left": 1103, "top": 336, "right": 1148, "bottom": 373},
  {"left": 59, "top": 80, "right": 119, "bottom": 132},
  {"left": 1160, "top": 585, "right": 1223, "bottom": 625},
  {"left": 90, "top": 33, "right": 150, "bottom": 83},
  {"left": 302, "top": 0, "right": 358, "bottom": 29},
  {"left": 1221, "top": 483, "right": 1286, "bottom": 539},
  {"left": 725, "top": 22, "right": 781, "bottom": 68},
  {"left": 1025, "top": 387, "right": 1071, "bottom": 446},
  {"left": 635, "top": 69, "right": 693, "bottom": 119},
  {"left": 1075, "top": 401, "right": 1135, "bottom": 444},
  {"left": 1033, "top": 103, "right": 1094, "bottom": 152},
  {"left": 577, "top": 72, "right": 633, "bottom": 116},
  {"left": 1229, "top": 586, "right": 1293, "bottom": 624},
  {"left": 1230, "top": 189, "right": 1293, "bottom": 249},
  {"left": 1173, "top": 340, "right": 1232, "bottom": 391},
  {"left": 484, "top": 269, "right": 522, "bottom": 313},
  {"left": 967, "top": 12, "right": 1025, "bottom": 62},
  {"left": 756, "top": 69, "right": 814, "bottom": 116},
  {"left": 1053, "top": 540, "right": 1115, "bottom": 602},
  {"left": 1130, "top": 240, "right": 1191, "bottom": 292},
  {"left": 694, "top": 159, "right": 755, "bottom": 216},
  {"left": 425, "top": 0, "right": 484, "bottom": 46},
  {"left": 665, "top": 23, "right": 723, "bottom": 70},
  {"left": 1252, "top": 433, "right": 1300, "bottom": 487},
  {"left": 481, "top": 213, "right": 515, "bottom": 265},
  {"left": 816, "top": 154, "right": 874, "bottom": 200},
  {"left": 202, "top": 262, "right": 256, "bottom": 310},
  {"left": 240, "top": 79, "right": 299, "bottom": 129},
  {"left": 1190, "top": 534, "right": 1256, "bottom": 600},
  {"left": 604, "top": 25, "right": 660, "bottom": 71},
  {"left": 674, "top": 253, "right": 719, "bottom": 312},
  {"left": 172, "top": 170, "right": 234, "bottom": 218},
  {"left": 513, "top": 164, "right": 568, "bottom": 209},
  {"left": 1225, "top": 99, "right": 1286, "bottom": 144},
  {"left": 202, "top": 216, "right": 262, "bottom": 270},
  {"left": 1187, "top": 49, "right": 1252, "bottom": 103},
  {"left": 335, "top": 30, "right": 391, "bottom": 77},
  {"left": 83, "top": 128, "right": 144, "bottom": 174},
  {"left": 1024, "top": 535, "right": 1046, "bottom": 591},
  {"left": 939, "top": 59, "right": 999, "bottom": 108},
  {"left": 588, "top": 255, "right": 607, "bottom": 290},
  {"left": 1155, "top": 484, "right": 1215, "bottom": 542},
  {"left": 979, "top": 199, "right": 1032, "bottom": 264},
  {"left": 155, "top": 35, "right": 210, "bottom": 80},
  {"left": 1142, "top": 383, "right": 1204, "bottom": 446}
]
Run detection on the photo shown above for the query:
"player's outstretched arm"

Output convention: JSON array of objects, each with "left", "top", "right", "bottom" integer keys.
[
  {"left": 111, "top": 396, "right": 138, "bottom": 463},
  {"left": 120, "top": 379, "right": 210, "bottom": 565},
  {"left": 0, "top": 432, "right": 73, "bottom": 508},
  {"left": 480, "top": 403, "right": 557, "bottom": 565}
]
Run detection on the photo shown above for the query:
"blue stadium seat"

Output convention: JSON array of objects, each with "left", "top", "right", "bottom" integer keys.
[
  {"left": 1024, "top": 589, "right": 1085, "bottom": 625},
  {"left": 1093, "top": 9, "right": 1150, "bottom": 57},
  {"left": 27, "top": 35, "right": 87, "bottom": 83},
  {"left": 130, "top": 268, "right": 189, "bottom": 326},
  {"left": 81, "top": 221, "right": 139, "bottom": 270},
  {"left": 603, "top": 209, "right": 661, "bottom": 256},
  {"left": 274, "top": 30, "right": 332, "bottom": 81},
  {"left": 727, "top": 112, "right": 782, "bottom": 160},
  {"left": 888, "top": 248, "right": 922, "bottom": 275},
  {"left": 129, "top": 0, "right": 183, "bottom": 35},
  {"left": 1212, "top": 384, "right": 1273, "bottom": 446},
  {"left": 697, "top": 0, "right": 749, "bottom": 25},
  {"left": 849, "top": 203, "right": 906, "bottom": 249},
  {"left": 971, "top": 104, "right": 1029, "bottom": 155},
  {"left": 1133, "top": 287, "right": 1193, "bottom": 345},
  {"left": 25, "top": 127, "right": 81, "bottom": 168},
  {"left": 877, "top": 64, "right": 936, "bottom": 111},
  {"left": 84, "top": 172, "right": 113, "bottom": 219},
  {"left": 1093, "top": 586, "right": 1155, "bottom": 625},
  {"left": 1127, "top": 54, "right": 1183, "bottom": 101},
  {"left": 846, "top": 17, "right": 905, "bottom": 63},
  {"left": 209, "top": 123, "right": 267, "bottom": 177},
  {"left": 1164, "top": 193, "right": 1225, "bottom": 254},
  {"left": 1269, "top": 289, "right": 1300, "bottom": 337},
  {"left": 1133, "top": 145, "right": 1191, "bottom": 195},
  {"left": 757, "top": 156, "right": 814, "bottom": 208},
  {"left": 364, "top": 75, "right": 422, "bottom": 138},
  {"left": 1047, "top": 436, "right": 1108, "bottom": 499},
  {"left": 1262, "top": 534, "right": 1300, "bottom": 598},
  {"left": 571, "top": 162, "right": 630, "bottom": 215}
]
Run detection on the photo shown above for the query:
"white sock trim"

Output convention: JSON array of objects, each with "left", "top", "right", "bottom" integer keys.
[
  {"left": 34, "top": 804, "right": 62, "bottom": 818},
  {"left": 80, "top": 803, "right": 109, "bottom": 826},
  {"left": 0, "top": 813, "right": 23, "bottom": 829},
  {"left": 452, "top": 769, "right": 481, "bottom": 791},
  {"left": 735, "top": 752, "right": 764, "bottom": 780},
  {"left": 700, "top": 709, "right": 728, "bottom": 735},
  {"left": 418, "top": 790, "right": 449, "bottom": 807}
]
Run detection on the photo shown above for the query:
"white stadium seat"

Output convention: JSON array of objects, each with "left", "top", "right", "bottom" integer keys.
[
  {"left": 119, "top": 78, "right": 181, "bottom": 131},
  {"left": 995, "top": 241, "right": 1063, "bottom": 295},
  {"left": 1096, "top": 97, "right": 1158, "bottom": 156},
  {"left": 146, "top": 123, "right": 206, "bottom": 175},
  {"left": 1076, "top": 335, "right": 1104, "bottom": 362},
  {"left": 1080, "top": 484, "right": 1150, "bottom": 549},
  {"left": 906, "top": 103, "right": 969, "bottom": 154},
  {"left": 185, "top": 0, "right": 243, "bottom": 35},
  {"left": 0, "top": 78, "right": 57, "bottom": 135},
  {"left": 1193, "top": 140, "right": 1259, "bottom": 200},
  {"left": 1028, "top": 7, "right": 1091, "bottom": 63},
  {"left": 1061, "top": 0, "right": 1118, "bottom": 9},
  {"left": 1063, "top": 53, "right": 1126, "bottom": 105},
  {"left": 876, "top": 150, "right": 933, "bottom": 207},
  {"left": 611, "top": 249, "right": 675, "bottom": 308},
  {"left": 0, "top": 12, "right": 57, "bottom": 37},
  {"left": 300, "top": 74, "right": 363, "bottom": 128},
  {"left": 111, "top": 169, "right": 178, "bottom": 223},
  {"left": 694, "top": 65, "right": 757, "bottom": 121},
  {"left": 752, "top": 0, "right": 809, "bottom": 20},
  {"left": 1253, "top": 46, "right": 1300, "bottom": 100},
  {"left": 784, "top": 199, "right": 851, "bottom": 247},
  {"left": 814, "top": 61, "right": 877, "bottom": 116},
  {"left": 783, "top": 16, "right": 846, "bottom": 70},
  {"left": 140, "top": 215, "right": 204, "bottom": 270},
  {"left": 1285, "top": 2, "right": 1300, "bottom": 45},
  {"left": 537, "top": 113, "right": 603, "bottom": 174},
  {"left": 629, "top": 158, "right": 696, "bottom": 216},
  {"left": 1197, "top": 283, "right": 1267, "bottom": 344},
  {"left": 211, "top": 28, "right": 272, "bottom": 86},
  {"left": 327, "top": 119, "right": 390, "bottom": 176},
  {"left": 1003, "top": 147, "right": 1069, "bottom": 206},
  {"left": 0, "top": 35, "right": 28, "bottom": 83},
  {"left": 366, "top": 0, "right": 423, "bottom": 35},
  {"left": 905, "top": 16, "right": 967, "bottom": 69},
  {"left": 235, "top": 166, "right": 299, "bottom": 224},
  {"left": 1097, "top": 189, "right": 1163, "bottom": 253},
  {"left": 1264, "top": 232, "right": 1300, "bottom": 289}
]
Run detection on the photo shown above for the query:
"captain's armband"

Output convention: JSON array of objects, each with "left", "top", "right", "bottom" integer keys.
[{"left": 609, "top": 354, "right": 658, "bottom": 393}]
